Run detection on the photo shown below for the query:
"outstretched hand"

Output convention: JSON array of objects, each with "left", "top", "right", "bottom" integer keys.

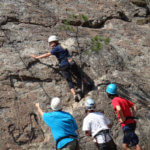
[
  {"left": 35, "top": 103, "right": 43, "bottom": 117},
  {"left": 31, "top": 54, "right": 39, "bottom": 59},
  {"left": 35, "top": 103, "right": 40, "bottom": 108}
]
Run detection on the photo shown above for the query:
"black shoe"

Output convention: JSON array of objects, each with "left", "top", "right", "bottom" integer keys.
[{"left": 74, "top": 95, "right": 79, "bottom": 102}]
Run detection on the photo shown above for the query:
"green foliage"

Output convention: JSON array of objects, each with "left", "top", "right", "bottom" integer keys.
[
  {"left": 72, "top": 14, "right": 78, "bottom": 20},
  {"left": 81, "top": 14, "right": 88, "bottom": 22},
  {"left": 60, "top": 18, "right": 75, "bottom": 32},
  {"left": 84, "top": 50, "right": 89, "bottom": 55},
  {"left": 60, "top": 14, "right": 111, "bottom": 55},
  {"left": 90, "top": 35, "right": 110, "bottom": 53},
  {"left": 104, "top": 37, "right": 110, "bottom": 45},
  {"left": 60, "top": 14, "right": 89, "bottom": 32}
]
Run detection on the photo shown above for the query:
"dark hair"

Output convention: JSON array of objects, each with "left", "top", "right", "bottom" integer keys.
[
  {"left": 107, "top": 93, "right": 118, "bottom": 99},
  {"left": 55, "top": 41, "right": 59, "bottom": 45}
]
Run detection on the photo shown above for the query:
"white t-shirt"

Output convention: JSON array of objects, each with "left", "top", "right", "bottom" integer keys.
[{"left": 82, "top": 112, "right": 112, "bottom": 144}]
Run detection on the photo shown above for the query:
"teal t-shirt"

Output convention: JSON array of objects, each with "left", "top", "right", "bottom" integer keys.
[{"left": 42, "top": 111, "right": 78, "bottom": 149}]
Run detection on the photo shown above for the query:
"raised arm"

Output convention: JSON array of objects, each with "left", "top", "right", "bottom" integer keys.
[
  {"left": 31, "top": 52, "right": 51, "bottom": 59},
  {"left": 35, "top": 103, "right": 44, "bottom": 117}
]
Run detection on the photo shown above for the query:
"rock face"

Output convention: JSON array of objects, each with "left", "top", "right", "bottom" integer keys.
[{"left": 0, "top": 0, "right": 150, "bottom": 149}]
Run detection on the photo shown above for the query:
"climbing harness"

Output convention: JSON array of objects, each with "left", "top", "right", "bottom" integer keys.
[
  {"left": 13, "top": 44, "right": 51, "bottom": 102},
  {"left": 121, "top": 116, "right": 139, "bottom": 124},
  {"left": 56, "top": 135, "right": 78, "bottom": 150},
  {"left": 93, "top": 129, "right": 112, "bottom": 143}
]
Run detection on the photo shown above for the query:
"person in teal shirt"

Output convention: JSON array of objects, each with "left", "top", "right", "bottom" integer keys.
[{"left": 35, "top": 97, "right": 79, "bottom": 150}]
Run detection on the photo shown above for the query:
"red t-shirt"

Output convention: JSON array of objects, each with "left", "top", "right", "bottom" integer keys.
[{"left": 112, "top": 97, "right": 136, "bottom": 128}]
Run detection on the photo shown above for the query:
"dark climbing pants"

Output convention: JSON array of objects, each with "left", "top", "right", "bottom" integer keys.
[
  {"left": 60, "top": 65, "right": 74, "bottom": 89},
  {"left": 98, "top": 139, "right": 117, "bottom": 150}
]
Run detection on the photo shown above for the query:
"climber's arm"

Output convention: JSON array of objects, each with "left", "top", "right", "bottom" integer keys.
[
  {"left": 35, "top": 103, "right": 44, "bottom": 117},
  {"left": 31, "top": 52, "right": 51, "bottom": 59}
]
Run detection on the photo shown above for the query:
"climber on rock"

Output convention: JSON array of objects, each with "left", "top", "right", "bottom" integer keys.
[
  {"left": 82, "top": 98, "right": 117, "bottom": 150},
  {"left": 31, "top": 35, "right": 79, "bottom": 102},
  {"left": 35, "top": 97, "right": 79, "bottom": 150},
  {"left": 106, "top": 83, "right": 142, "bottom": 150}
]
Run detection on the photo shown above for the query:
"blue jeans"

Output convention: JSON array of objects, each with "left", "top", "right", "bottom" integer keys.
[{"left": 122, "top": 123, "right": 139, "bottom": 146}]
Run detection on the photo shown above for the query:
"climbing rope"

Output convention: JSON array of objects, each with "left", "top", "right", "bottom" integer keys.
[{"left": 12, "top": 43, "right": 52, "bottom": 102}]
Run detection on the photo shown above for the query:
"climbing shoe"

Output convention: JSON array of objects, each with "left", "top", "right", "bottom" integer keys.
[{"left": 74, "top": 95, "right": 79, "bottom": 102}]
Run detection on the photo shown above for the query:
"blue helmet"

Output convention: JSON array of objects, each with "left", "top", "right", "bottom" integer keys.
[
  {"left": 85, "top": 98, "right": 95, "bottom": 110},
  {"left": 106, "top": 84, "right": 117, "bottom": 95}
]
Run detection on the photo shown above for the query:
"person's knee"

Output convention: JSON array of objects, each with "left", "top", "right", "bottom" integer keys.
[
  {"left": 134, "top": 144, "right": 142, "bottom": 150},
  {"left": 122, "top": 143, "right": 127, "bottom": 149},
  {"left": 122, "top": 143, "right": 131, "bottom": 150}
]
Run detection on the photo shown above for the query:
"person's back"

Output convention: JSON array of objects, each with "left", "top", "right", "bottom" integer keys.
[
  {"left": 83, "top": 112, "right": 111, "bottom": 144},
  {"left": 35, "top": 97, "right": 79, "bottom": 150},
  {"left": 82, "top": 98, "right": 117, "bottom": 150},
  {"left": 106, "top": 84, "right": 142, "bottom": 150},
  {"left": 51, "top": 45, "right": 70, "bottom": 67},
  {"left": 43, "top": 111, "right": 78, "bottom": 149},
  {"left": 112, "top": 97, "right": 136, "bottom": 127}
]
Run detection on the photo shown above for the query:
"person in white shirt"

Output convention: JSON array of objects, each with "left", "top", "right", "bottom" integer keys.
[{"left": 82, "top": 98, "right": 117, "bottom": 150}]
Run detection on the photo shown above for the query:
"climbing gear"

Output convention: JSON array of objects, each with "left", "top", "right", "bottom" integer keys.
[
  {"left": 93, "top": 129, "right": 117, "bottom": 150},
  {"left": 125, "top": 116, "right": 138, "bottom": 121},
  {"left": 85, "top": 98, "right": 95, "bottom": 110},
  {"left": 56, "top": 135, "right": 77, "bottom": 150},
  {"left": 93, "top": 129, "right": 111, "bottom": 143},
  {"left": 51, "top": 97, "right": 62, "bottom": 111},
  {"left": 121, "top": 116, "right": 138, "bottom": 124},
  {"left": 48, "top": 35, "right": 58, "bottom": 43},
  {"left": 106, "top": 84, "right": 117, "bottom": 95}
]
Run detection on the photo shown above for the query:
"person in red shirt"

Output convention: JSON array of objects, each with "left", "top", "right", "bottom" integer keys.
[{"left": 106, "top": 83, "right": 142, "bottom": 150}]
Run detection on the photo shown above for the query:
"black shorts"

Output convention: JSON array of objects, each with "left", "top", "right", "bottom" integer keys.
[
  {"left": 98, "top": 139, "right": 117, "bottom": 150},
  {"left": 122, "top": 123, "right": 139, "bottom": 146}
]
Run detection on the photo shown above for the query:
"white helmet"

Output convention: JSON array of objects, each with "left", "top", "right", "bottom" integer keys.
[
  {"left": 85, "top": 98, "right": 95, "bottom": 110},
  {"left": 51, "top": 97, "right": 62, "bottom": 111},
  {"left": 48, "top": 35, "right": 58, "bottom": 43}
]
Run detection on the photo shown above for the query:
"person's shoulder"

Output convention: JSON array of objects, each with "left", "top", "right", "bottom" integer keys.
[
  {"left": 83, "top": 116, "right": 89, "bottom": 124},
  {"left": 94, "top": 112, "right": 106, "bottom": 119},
  {"left": 43, "top": 112, "right": 52, "bottom": 119},
  {"left": 56, "top": 45, "right": 64, "bottom": 50},
  {"left": 83, "top": 113, "right": 91, "bottom": 120},
  {"left": 115, "top": 97, "right": 129, "bottom": 102},
  {"left": 112, "top": 97, "right": 121, "bottom": 106},
  {"left": 96, "top": 112, "right": 105, "bottom": 116},
  {"left": 112, "top": 96, "right": 121, "bottom": 101},
  {"left": 52, "top": 45, "right": 59, "bottom": 50},
  {"left": 60, "top": 111, "right": 73, "bottom": 117},
  {"left": 84, "top": 113, "right": 96, "bottom": 121},
  {"left": 43, "top": 112, "right": 53, "bottom": 115},
  {"left": 51, "top": 45, "right": 60, "bottom": 51}
]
